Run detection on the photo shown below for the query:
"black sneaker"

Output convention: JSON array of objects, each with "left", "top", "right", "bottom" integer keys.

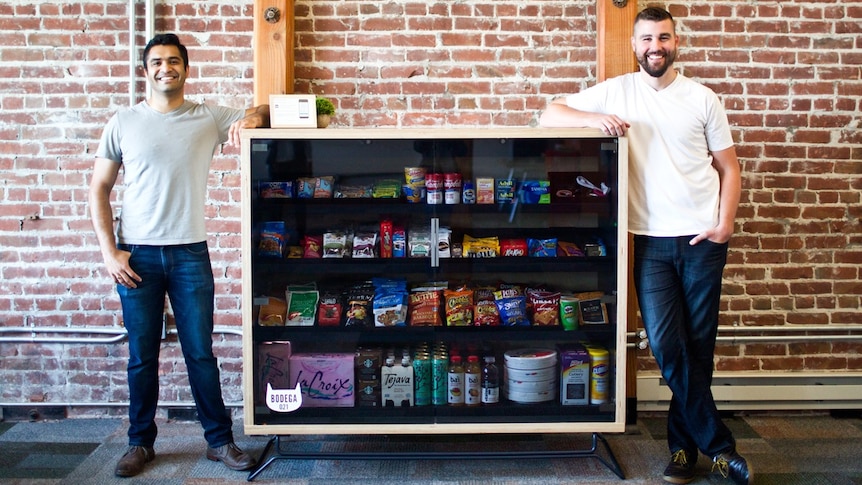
[
  {"left": 662, "top": 449, "right": 696, "bottom": 484},
  {"left": 712, "top": 449, "right": 753, "bottom": 485}
]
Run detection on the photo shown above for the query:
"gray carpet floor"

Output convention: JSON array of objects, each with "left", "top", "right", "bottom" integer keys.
[{"left": 1, "top": 412, "right": 861, "bottom": 484}]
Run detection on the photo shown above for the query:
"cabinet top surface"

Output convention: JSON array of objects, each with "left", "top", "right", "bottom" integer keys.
[{"left": 242, "top": 127, "right": 614, "bottom": 141}]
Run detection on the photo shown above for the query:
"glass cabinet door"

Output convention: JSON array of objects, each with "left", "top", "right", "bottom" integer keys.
[{"left": 243, "top": 129, "right": 625, "bottom": 432}]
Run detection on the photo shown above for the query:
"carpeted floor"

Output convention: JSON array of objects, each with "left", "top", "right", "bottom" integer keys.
[{"left": 0, "top": 412, "right": 861, "bottom": 484}]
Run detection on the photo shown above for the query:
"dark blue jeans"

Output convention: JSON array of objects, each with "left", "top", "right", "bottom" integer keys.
[
  {"left": 117, "top": 242, "right": 233, "bottom": 448},
  {"left": 633, "top": 235, "right": 734, "bottom": 458}
]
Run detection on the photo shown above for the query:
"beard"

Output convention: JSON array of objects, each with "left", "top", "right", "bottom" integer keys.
[{"left": 637, "top": 49, "right": 676, "bottom": 78}]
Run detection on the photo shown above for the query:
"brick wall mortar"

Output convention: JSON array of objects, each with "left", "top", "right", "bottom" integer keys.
[{"left": 0, "top": 0, "right": 860, "bottom": 408}]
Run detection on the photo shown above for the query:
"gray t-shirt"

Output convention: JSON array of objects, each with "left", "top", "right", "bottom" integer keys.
[{"left": 96, "top": 101, "right": 244, "bottom": 245}]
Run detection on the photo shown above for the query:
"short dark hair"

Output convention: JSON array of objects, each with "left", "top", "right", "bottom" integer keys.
[
  {"left": 142, "top": 33, "right": 189, "bottom": 70},
  {"left": 635, "top": 6, "right": 675, "bottom": 28}
]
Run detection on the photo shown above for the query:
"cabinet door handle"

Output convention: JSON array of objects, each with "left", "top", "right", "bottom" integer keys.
[{"left": 430, "top": 217, "right": 439, "bottom": 268}]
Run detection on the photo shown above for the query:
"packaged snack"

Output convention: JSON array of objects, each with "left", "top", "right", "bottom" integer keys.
[
  {"left": 584, "top": 238, "right": 608, "bottom": 257},
  {"left": 296, "top": 178, "right": 315, "bottom": 198},
  {"left": 285, "top": 286, "right": 319, "bottom": 326},
  {"left": 258, "top": 221, "right": 287, "bottom": 258},
  {"left": 500, "top": 238, "right": 528, "bottom": 257},
  {"left": 557, "top": 241, "right": 585, "bottom": 257},
  {"left": 372, "top": 179, "right": 401, "bottom": 198},
  {"left": 462, "top": 235, "right": 499, "bottom": 258},
  {"left": 474, "top": 287, "right": 501, "bottom": 326},
  {"left": 352, "top": 231, "right": 377, "bottom": 258},
  {"left": 392, "top": 227, "right": 406, "bottom": 258},
  {"left": 302, "top": 235, "right": 322, "bottom": 258},
  {"left": 344, "top": 284, "right": 375, "bottom": 328},
  {"left": 409, "top": 228, "right": 433, "bottom": 258},
  {"left": 379, "top": 220, "right": 393, "bottom": 258},
  {"left": 404, "top": 167, "right": 426, "bottom": 186},
  {"left": 409, "top": 290, "right": 443, "bottom": 326},
  {"left": 323, "top": 231, "right": 350, "bottom": 258},
  {"left": 444, "top": 288, "right": 474, "bottom": 326},
  {"left": 259, "top": 181, "right": 293, "bottom": 198},
  {"left": 373, "top": 291, "right": 408, "bottom": 327},
  {"left": 317, "top": 290, "right": 344, "bottom": 326},
  {"left": 527, "top": 289, "right": 561, "bottom": 326},
  {"left": 334, "top": 184, "right": 373, "bottom": 198},
  {"left": 314, "top": 176, "right": 335, "bottom": 198},
  {"left": 373, "top": 278, "right": 409, "bottom": 327},
  {"left": 257, "top": 296, "right": 287, "bottom": 326},
  {"left": 574, "top": 291, "right": 609, "bottom": 325},
  {"left": 437, "top": 227, "right": 451, "bottom": 258},
  {"left": 528, "top": 238, "right": 557, "bottom": 257},
  {"left": 493, "top": 287, "right": 529, "bottom": 326},
  {"left": 286, "top": 246, "right": 303, "bottom": 258}
]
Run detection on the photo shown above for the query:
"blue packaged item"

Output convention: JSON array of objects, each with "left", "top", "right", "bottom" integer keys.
[{"left": 519, "top": 180, "right": 550, "bottom": 204}]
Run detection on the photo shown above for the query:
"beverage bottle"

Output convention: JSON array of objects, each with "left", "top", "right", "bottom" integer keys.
[
  {"left": 400, "top": 355, "right": 414, "bottom": 407},
  {"left": 382, "top": 356, "right": 396, "bottom": 407},
  {"left": 481, "top": 355, "right": 500, "bottom": 405},
  {"left": 465, "top": 355, "right": 481, "bottom": 407},
  {"left": 447, "top": 355, "right": 465, "bottom": 406},
  {"left": 413, "top": 351, "right": 431, "bottom": 406}
]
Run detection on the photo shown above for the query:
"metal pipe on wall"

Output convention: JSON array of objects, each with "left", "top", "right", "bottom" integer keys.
[
  {"left": 128, "top": 0, "right": 135, "bottom": 106},
  {"left": 0, "top": 326, "right": 242, "bottom": 344},
  {"left": 128, "top": 0, "right": 156, "bottom": 106},
  {"left": 634, "top": 324, "right": 862, "bottom": 348}
]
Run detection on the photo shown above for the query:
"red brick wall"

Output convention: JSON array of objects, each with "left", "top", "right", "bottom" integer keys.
[{"left": 0, "top": 1, "right": 860, "bottom": 412}]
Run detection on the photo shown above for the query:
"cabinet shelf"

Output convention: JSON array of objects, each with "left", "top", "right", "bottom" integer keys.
[
  {"left": 241, "top": 127, "right": 628, "bottom": 438},
  {"left": 252, "top": 402, "right": 616, "bottom": 427},
  {"left": 253, "top": 324, "right": 618, "bottom": 347},
  {"left": 252, "top": 256, "right": 615, "bottom": 275}
]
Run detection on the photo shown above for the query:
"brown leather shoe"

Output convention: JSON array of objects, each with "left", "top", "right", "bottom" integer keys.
[
  {"left": 206, "top": 442, "right": 256, "bottom": 471},
  {"left": 115, "top": 445, "right": 155, "bottom": 477}
]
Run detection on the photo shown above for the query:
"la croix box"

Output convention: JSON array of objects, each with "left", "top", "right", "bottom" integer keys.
[{"left": 289, "top": 353, "right": 355, "bottom": 407}]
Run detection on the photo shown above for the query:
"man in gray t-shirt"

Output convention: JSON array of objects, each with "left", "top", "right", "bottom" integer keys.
[{"left": 89, "top": 33, "right": 269, "bottom": 478}]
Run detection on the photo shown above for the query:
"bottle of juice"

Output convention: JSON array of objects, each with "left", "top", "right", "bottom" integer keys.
[
  {"left": 465, "top": 355, "right": 481, "bottom": 407},
  {"left": 481, "top": 355, "right": 500, "bottom": 405},
  {"left": 447, "top": 355, "right": 465, "bottom": 406}
]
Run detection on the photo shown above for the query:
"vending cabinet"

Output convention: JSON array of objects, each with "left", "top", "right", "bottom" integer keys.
[{"left": 240, "top": 128, "right": 627, "bottom": 439}]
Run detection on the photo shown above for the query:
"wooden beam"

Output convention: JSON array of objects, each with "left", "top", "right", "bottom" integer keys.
[
  {"left": 596, "top": 0, "right": 638, "bottom": 82},
  {"left": 253, "top": 0, "right": 293, "bottom": 105},
  {"left": 596, "top": 0, "right": 639, "bottom": 415}
]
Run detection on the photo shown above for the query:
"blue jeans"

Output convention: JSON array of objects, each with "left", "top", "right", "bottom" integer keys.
[
  {"left": 117, "top": 242, "right": 233, "bottom": 448},
  {"left": 633, "top": 235, "right": 734, "bottom": 458}
]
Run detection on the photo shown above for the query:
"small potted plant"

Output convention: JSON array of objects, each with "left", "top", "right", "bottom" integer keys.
[{"left": 315, "top": 97, "right": 335, "bottom": 128}]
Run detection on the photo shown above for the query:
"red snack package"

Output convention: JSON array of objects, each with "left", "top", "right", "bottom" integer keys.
[
  {"left": 500, "top": 238, "right": 528, "bottom": 257},
  {"left": 302, "top": 235, "right": 322, "bottom": 258},
  {"left": 408, "top": 290, "right": 443, "bottom": 326}
]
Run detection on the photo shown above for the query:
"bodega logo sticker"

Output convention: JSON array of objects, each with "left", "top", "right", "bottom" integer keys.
[{"left": 266, "top": 383, "right": 302, "bottom": 412}]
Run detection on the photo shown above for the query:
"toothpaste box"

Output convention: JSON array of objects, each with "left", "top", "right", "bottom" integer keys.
[
  {"left": 559, "top": 345, "right": 590, "bottom": 405},
  {"left": 289, "top": 353, "right": 355, "bottom": 407}
]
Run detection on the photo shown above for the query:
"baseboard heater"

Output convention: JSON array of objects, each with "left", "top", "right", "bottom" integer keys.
[{"left": 637, "top": 371, "right": 862, "bottom": 411}]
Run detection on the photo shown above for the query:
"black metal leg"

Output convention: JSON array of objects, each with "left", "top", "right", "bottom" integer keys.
[{"left": 246, "top": 432, "right": 624, "bottom": 481}]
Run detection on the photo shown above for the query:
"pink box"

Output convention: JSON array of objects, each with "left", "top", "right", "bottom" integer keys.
[
  {"left": 289, "top": 353, "right": 355, "bottom": 407},
  {"left": 257, "top": 341, "right": 291, "bottom": 406}
]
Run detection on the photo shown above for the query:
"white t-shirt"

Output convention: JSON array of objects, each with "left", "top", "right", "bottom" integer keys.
[
  {"left": 566, "top": 72, "right": 734, "bottom": 237},
  {"left": 96, "top": 101, "right": 244, "bottom": 245}
]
